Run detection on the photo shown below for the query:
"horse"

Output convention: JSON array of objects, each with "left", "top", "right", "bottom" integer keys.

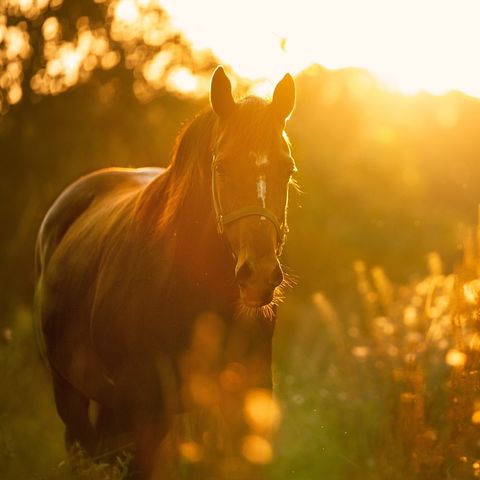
[{"left": 34, "top": 66, "right": 296, "bottom": 478}]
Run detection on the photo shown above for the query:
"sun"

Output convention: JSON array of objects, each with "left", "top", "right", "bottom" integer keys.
[{"left": 161, "top": 0, "right": 480, "bottom": 98}]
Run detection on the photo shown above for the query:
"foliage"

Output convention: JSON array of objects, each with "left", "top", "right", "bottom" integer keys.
[
  {"left": 0, "top": 0, "right": 215, "bottom": 114},
  {"left": 286, "top": 66, "right": 480, "bottom": 304},
  {"left": 0, "top": 305, "right": 64, "bottom": 479}
]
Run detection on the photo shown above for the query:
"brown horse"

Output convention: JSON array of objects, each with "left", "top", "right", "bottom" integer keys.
[{"left": 35, "top": 66, "right": 296, "bottom": 478}]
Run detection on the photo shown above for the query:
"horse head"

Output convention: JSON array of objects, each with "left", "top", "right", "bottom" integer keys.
[{"left": 210, "top": 66, "right": 296, "bottom": 308}]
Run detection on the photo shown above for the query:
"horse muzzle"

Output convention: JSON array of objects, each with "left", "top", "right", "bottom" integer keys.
[{"left": 235, "top": 256, "right": 284, "bottom": 307}]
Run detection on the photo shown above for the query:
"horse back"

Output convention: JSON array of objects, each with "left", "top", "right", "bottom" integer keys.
[{"left": 36, "top": 167, "right": 163, "bottom": 277}]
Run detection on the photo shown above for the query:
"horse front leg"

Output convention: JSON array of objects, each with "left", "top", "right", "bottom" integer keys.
[
  {"left": 108, "top": 351, "right": 205, "bottom": 479},
  {"left": 216, "top": 314, "right": 277, "bottom": 477}
]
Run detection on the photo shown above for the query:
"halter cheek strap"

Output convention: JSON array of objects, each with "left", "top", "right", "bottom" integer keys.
[{"left": 211, "top": 157, "right": 287, "bottom": 253}]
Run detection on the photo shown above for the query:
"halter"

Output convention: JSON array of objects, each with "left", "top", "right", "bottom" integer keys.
[{"left": 211, "top": 155, "right": 287, "bottom": 253}]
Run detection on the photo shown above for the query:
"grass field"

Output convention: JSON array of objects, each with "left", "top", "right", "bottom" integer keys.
[
  {"left": 2, "top": 233, "right": 480, "bottom": 480},
  {"left": 273, "top": 243, "right": 480, "bottom": 480}
]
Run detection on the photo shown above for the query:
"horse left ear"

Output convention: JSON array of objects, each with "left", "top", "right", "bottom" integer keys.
[
  {"left": 211, "top": 66, "right": 236, "bottom": 119},
  {"left": 272, "top": 73, "right": 295, "bottom": 122}
]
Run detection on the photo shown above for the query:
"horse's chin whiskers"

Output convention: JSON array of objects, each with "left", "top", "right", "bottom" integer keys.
[
  {"left": 235, "top": 299, "right": 275, "bottom": 321},
  {"left": 282, "top": 269, "right": 299, "bottom": 288},
  {"left": 233, "top": 268, "right": 297, "bottom": 321},
  {"left": 275, "top": 268, "right": 298, "bottom": 297}
]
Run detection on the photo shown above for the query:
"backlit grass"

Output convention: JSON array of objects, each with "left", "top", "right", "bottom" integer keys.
[{"left": 3, "top": 224, "right": 480, "bottom": 479}]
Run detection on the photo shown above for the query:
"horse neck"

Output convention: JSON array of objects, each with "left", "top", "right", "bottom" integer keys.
[
  {"left": 135, "top": 120, "right": 236, "bottom": 297},
  {"left": 170, "top": 164, "right": 231, "bottom": 271}
]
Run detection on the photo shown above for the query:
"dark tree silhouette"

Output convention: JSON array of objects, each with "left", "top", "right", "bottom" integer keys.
[
  {"left": 0, "top": 0, "right": 215, "bottom": 114},
  {"left": 0, "top": 1, "right": 219, "bottom": 315}
]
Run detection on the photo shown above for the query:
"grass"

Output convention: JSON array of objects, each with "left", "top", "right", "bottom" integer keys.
[
  {"left": 0, "top": 307, "right": 132, "bottom": 480},
  {"left": 273, "top": 241, "right": 480, "bottom": 479},
  {"left": 0, "top": 306, "right": 66, "bottom": 479},
  {"left": 3, "top": 230, "right": 480, "bottom": 479}
]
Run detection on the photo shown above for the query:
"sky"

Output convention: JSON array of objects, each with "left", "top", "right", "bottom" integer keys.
[{"left": 160, "top": 0, "right": 480, "bottom": 98}]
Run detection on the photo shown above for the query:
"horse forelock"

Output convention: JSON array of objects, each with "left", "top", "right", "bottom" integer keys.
[{"left": 219, "top": 96, "right": 281, "bottom": 151}]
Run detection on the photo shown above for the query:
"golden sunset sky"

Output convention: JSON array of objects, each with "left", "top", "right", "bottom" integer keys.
[{"left": 160, "top": 0, "right": 480, "bottom": 98}]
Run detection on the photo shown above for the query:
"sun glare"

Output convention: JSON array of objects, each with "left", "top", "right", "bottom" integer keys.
[
  {"left": 166, "top": 67, "right": 198, "bottom": 94},
  {"left": 115, "top": 0, "right": 140, "bottom": 24},
  {"left": 161, "top": 0, "right": 480, "bottom": 98}
]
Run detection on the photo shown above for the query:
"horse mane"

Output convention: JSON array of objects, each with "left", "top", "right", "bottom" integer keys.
[
  {"left": 159, "top": 110, "right": 219, "bottom": 228},
  {"left": 134, "top": 109, "right": 217, "bottom": 230}
]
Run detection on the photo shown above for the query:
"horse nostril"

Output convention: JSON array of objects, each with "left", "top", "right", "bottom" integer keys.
[
  {"left": 236, "top": 261, "right": 253, "bottom": 287},
  {"left": 270, "top": 263, "right": 284, "bottom": 288}
]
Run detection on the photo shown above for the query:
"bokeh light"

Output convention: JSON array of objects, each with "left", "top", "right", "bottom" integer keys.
[
  {"left": 243, "top": 389, "right": 281, "bottom": 434},
  {"left": 446, "top": 349, "right": 467, "bottom": 368},
  {"left": 179, "top": 441, "right": 203, "bottom": 463},
  {"left": 241, "top": 434, "right": 273, "bottom": 465}
]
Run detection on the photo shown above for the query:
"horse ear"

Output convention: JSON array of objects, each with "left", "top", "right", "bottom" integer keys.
[
  {"left": 210, "top": 66, "right": 235, "bottom": 119},
  {"left": 272, "top": 73, "right": 295, "bottom": 121}
]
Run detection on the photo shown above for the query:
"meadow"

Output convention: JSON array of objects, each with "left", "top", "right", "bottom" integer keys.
[
  {"left": 3, "top": 4, "right": 480, "bottom": 475},
  {"left": 3, "top": 228, "right": 480, "bottom": 479}
]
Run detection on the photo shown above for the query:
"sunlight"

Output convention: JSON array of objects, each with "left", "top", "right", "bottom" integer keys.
[
  {"left": 142, "top": 51, "right": 171, "bottom": 86},
  {"left": 166, "top": 67, "right": 198, "bottom": 94},
  {"left": 161, "top": 0, "right": 480, "bottom": 98},
  {"left": 41, "top": 17, "right": 59, "bottom": 41},
  {"left": 463, "top": 280, "right": 480, "bottom": 305},
  {"left": 114, "top": 0, "right": 139, "bottom": 24},
  {"left": 7, "top": 83, "right": 22, "bottom": 104},
  {"left": 61, "top": 48, "right": 81, "bottom": 74},
  {"left": 5, "top": 26, "right": 29, "bottom": 60},
  {"left": 445, "top": 349, "right": 467, "bottom": 367}
]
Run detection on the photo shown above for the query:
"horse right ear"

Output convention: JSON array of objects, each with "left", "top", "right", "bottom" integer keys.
[
  {"left": 272, "top": 73, "right": 295, "bottom": 122},
  {"left": 210, "top": 66, "right": 235, "bottom": 119}
]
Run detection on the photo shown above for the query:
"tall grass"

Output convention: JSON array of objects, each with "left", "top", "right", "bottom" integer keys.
[
  {"left": 274, "top": 224, "right": 480, "bottom": 479},
  {"left": 0, "top": 308, "right": 129, "bottom": 480},
  {"left": 3, "top": 224, "right": 480, "bottom": 478},
  {"left": 0, "top": 306, "right": 65, "bottom": 479}
]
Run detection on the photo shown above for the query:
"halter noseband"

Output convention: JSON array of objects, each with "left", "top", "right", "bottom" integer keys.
[{"left": 211, "top": 155, "right": 287, "bottom": 253}]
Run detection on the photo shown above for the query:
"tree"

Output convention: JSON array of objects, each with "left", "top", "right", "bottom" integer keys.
[
  {"left": 0, "top": 0, "right": 215, "bottom": 114},
  {"left": 0, "top": 0, "right": 219, "bottom": 316}
]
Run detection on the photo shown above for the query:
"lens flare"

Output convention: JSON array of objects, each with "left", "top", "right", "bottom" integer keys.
[
  {"left": 445, "top": 349, "right": 467, "bottom": 367},
  {"left": 114, "top": 0, "right": 139, "bottom": 24},
  {"left": 243, "top": 389, "right": 281, "bottom": 433},
  {"left": 241, "top": 434, "right": 273, "bottom": 464}
]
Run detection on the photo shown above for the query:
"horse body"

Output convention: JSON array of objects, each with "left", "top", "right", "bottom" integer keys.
[
  {"left": 35, "top": 68, "right": 295, "bottom": 477},
  {"left": 36, "top": 167, "right": 164, "bottom": 397}
]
